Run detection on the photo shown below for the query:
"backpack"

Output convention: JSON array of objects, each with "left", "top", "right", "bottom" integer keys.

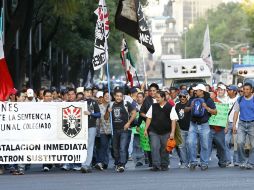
[{"left": 192, "top": 98, "right": 206, "bottom": 118}]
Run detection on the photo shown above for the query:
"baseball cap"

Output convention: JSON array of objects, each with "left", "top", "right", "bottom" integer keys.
[
  {"left": 92, "top": 86, "right": 99, "bottom": 90},
  {"left": 130, "top": 87, "right": 138, "bottom": 94},
  {"left": 76, "top": 87, "right": 84, "bottom": 93},
  {"left": 27, "top": 89, "right": 34, "bottom": 97},
  {"left": 193, "top": 84, "right": 206, "bottom": 92},
  {"left": 217, "top": 84, "right": 227, "bottom": 90},
  {"left": 179, "top": 90, "right": 188, "bottom": 96},
  {"left": 227, "top": 85, "right": 238, "bottom": 91},
  {"left": 114, "top": 86, "right": 124, "bottom": 93},
  {"left": 96, "top": 91, "right": 104, "bottom": 98}
]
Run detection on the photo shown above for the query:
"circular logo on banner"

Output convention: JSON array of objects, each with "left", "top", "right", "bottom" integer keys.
[{"left": 62, "top": 105, "right": 82, "bottom": 138}]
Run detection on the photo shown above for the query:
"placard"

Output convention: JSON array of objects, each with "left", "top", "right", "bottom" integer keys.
[
  {"left": 208, "top": 103, "right": 229, "bottom": 127},
  {"left": 0, "top": 102, "right": 88, "bottom": 164}
]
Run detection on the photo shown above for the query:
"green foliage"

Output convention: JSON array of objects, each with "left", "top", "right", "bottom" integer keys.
[
  {"left": 42, "top": 0, "right": 137, "bottom": 82},
  {"left": 242, "top": 0, "right": 254, "bottom": 45},
  {"left": 180, "top": 3, "right": 250, "bottom": 69},
  {"left": 7, "top": 0, "right": 139, "bottom": 87}
]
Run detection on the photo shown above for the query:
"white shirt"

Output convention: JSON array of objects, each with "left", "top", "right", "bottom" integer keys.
[
  {"left": 228, "top": 95, "right": 239, "bottom": 122},
  {"left": 146, "top": 104, "right": 179, "bottom": 120},
  {"left": 124, "top": 95, "right": 133, "bottom": 104},
  {"left": 217, "top": 95, "right": 229, "bottom": 104}
]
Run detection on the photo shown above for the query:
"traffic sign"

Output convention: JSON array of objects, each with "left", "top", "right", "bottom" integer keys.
[
  {"left": 229, "top": 48, "right": 237, "bottom": 56},
  {"left": 242, "top": 55, "right": 254, "bottom": 64}
]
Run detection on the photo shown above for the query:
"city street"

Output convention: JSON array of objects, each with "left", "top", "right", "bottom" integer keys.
[
  {"left": 1, "top": 1, "right": 254, "bottom": 190},
  {"left": 1, "top": 152, "right": 254, "bottom": 190}
]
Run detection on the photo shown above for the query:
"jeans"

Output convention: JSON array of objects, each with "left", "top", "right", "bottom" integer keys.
[
  {"left": 232, "top": 134, "right": 239, "bottom": 164},
  {"left": 126, "top": 130, "right": 132, "bottom": 160},
  {"left": 209, "top": 127, "right": 227, "bottom": 166},
  {"left": 225, "top": 122, "right": 233, "bottom": 163},
  {"left": 179, "top": 130, "right": 189, "bottom": 165},
  {"left": 97, "top": 134, "right": 111, "bottom": 165},
  {"left": 132, "top": 134, "right": 144, "bottom": 164},
  {"left": 237, "top": 121, "right": 254, "bottom": 165},
  {"left": 187, "top": 122, "right": 210, "bottom": 166},
  {"left": 82, "top": 127, "right": 97, "bottom": 167},
  {"left": 113, "top": 129, "right": 129, "bottom": 166},
  {"left": 149, "top": 131, "right": 170, "bottom": 168}
]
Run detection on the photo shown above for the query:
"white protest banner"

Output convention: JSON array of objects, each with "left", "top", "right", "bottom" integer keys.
[{"left": 0, "top": 102, "right": 88, "bottom": 164}]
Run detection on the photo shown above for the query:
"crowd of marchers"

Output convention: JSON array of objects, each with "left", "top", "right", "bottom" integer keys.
[{"left": 1, "top": 81, "right": 254, "bottom": 175}]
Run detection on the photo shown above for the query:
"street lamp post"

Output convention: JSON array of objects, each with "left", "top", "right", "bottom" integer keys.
[
  {"left": 184, "top": 27, "right": 188, "bottom": 59},
  {"left": 211, "top": 42, "right": 249, "bottom": 65}
]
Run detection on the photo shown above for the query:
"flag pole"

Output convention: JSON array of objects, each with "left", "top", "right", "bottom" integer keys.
[
  {"left": 141, "top": 41, "right": 148, "bottom": 89},
  {"left": 121, "top": 34, "right": 130, "bottom": 85},
  {"left": 120, "top": 52, "right": 130, "bottom": 85},
  {"left": 0, "top": 8, "right": 3, "bottom": 40},
  {"left": 124, "top": 35, "right": 140, "bottom": 88},
  {"left": 135, "top": 71, "right": 141, "bottom": 88},
  {"left": 101, "top": 0, "right": 113, "bottom": 135},
  {"left": 2, "top": 0, "right": 4, "bottom": 44}
]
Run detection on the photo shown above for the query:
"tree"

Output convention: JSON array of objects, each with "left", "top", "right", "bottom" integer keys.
[
  {"left": 242, "top": 0, "right": 254, "bottom": 44},
  {"left": 2, "top": 0, "right": 137, "bottom": 90},
  {"left": 180, "top": 2, "right": 250, "bottom": 69}
]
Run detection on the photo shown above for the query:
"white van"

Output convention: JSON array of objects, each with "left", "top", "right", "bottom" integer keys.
[{"left": 161, "top": 58, "right": 212, "bottom": 88}]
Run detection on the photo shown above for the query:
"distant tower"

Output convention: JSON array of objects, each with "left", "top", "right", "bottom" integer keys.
[
  {"left": 161, "top": 0, "right": 180, "bottom": 55},
  {"left": 163, "top": 0, "right": 173, "bottom": 17}
]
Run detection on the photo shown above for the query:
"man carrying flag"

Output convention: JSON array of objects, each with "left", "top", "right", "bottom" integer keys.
[
  {"left": 92, "top": 0, "right": 109, "bottom": 71},
  {"left": 121, "top": 38, "right": 136, "bottom": 87}
]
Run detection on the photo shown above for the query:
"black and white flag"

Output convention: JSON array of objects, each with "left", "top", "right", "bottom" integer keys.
[
  {"left": 92, "top": 0, "right": 109, "bottom": 70},
  {"left": 115, "top": 0, "right": 155, "bottom": 54}
]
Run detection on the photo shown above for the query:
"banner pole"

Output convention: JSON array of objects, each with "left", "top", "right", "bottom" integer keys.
[
  {"left": 0, "top": 8, "right": 3, "bottom": 39},
  {"left": 121, "top": 35, "right": 130, "bottom": 85},
  {"left": 135, "top": 71, "right": 141, "bottom": 88},
  {"left": 141, "top": 42, "right": 148, "bottom": 89},
  {"left": 101, "top": 0, "right": 113, "bottom": 135},
  {"left": 2, "top": 0, "right": 4, "bottom": 44}
]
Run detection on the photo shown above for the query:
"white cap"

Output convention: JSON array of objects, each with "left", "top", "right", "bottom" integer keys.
[
  {"left": 27, "top": 89, "right": 34, "bottom": 97},
  {"left": 217, "top": 84, "right": 226, "bottom": 90},
  {"left": 76, "top": 87, "right": 84, "bottom": 93},
  {"left": 96, "top": 91, "right": 104, "bottom": 98},
  {"left": 193, "top": 84, "right": 206, "bottom": 92},
  {"left": 238, "top": 83, "right": 243, "bottom": 88}
]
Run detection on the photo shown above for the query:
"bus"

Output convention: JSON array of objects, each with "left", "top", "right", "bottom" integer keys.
[{"left": 232, "top": 64, "right": 254, "bottom": 86}]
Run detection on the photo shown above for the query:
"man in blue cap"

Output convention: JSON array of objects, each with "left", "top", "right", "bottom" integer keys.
[{"left": 175, "top": 90, "right": 191, "bottom": 168}]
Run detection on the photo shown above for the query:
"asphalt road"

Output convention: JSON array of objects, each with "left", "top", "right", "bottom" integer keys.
[{"left": 0, "top": 152, "right": 254, "bottom": 190}]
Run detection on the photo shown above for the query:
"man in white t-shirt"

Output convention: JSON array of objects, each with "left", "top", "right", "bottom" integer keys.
[
  {"left": 144, "top": 91, "right": 178, "bottom": 171},
  {"left": 225, "top": 85, "right": 239, "bottom": 166}
]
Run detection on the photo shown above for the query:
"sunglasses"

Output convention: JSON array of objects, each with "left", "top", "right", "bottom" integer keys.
[
  {"left": 179, "top": 95, "right": 187, "bottom": 98},
  {"left": 238, "top": 90, "right": 243, "bottom": 93}
]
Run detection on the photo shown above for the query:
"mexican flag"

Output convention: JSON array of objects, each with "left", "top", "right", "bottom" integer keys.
[
  {"left": 0, "top": 38, "right": 14, "bottom": 101},
  {"left": 121, "top": 38, "right": 136, "bottom": 87}
]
